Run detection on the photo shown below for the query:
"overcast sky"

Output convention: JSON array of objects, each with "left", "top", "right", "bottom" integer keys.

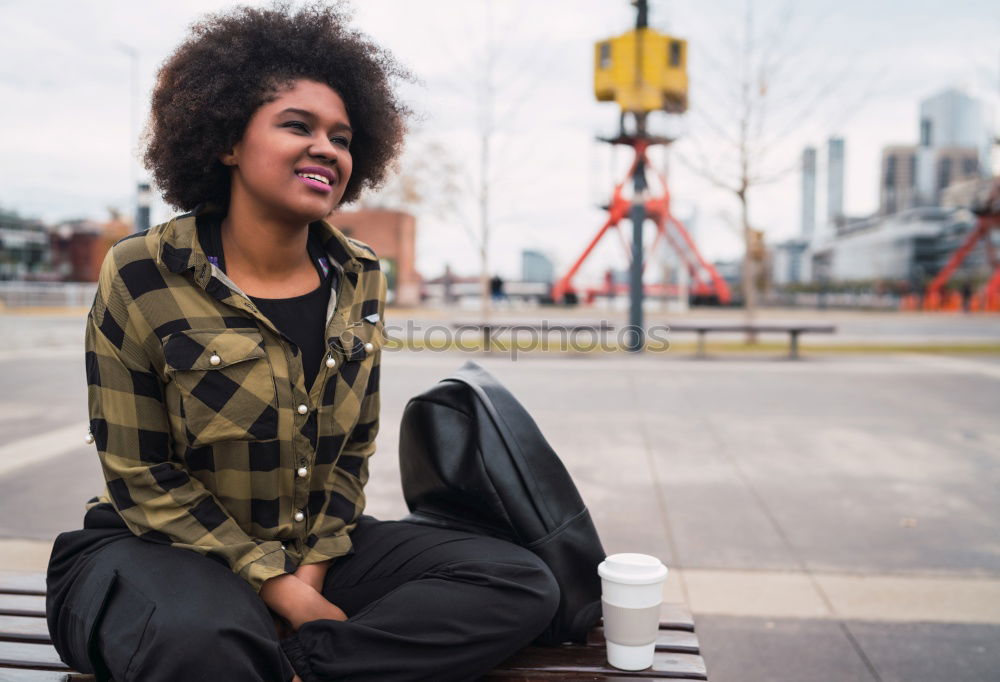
[{"left": 2, "top": 0, "right": 998, "bottom": 283}]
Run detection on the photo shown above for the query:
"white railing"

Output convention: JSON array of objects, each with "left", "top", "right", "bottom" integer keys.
[
  {"left": 0, "top": 281, "right": 97, "bottom": 308},
  {"left": 763, "top": 290, "right": 901, "bottom": 310}
]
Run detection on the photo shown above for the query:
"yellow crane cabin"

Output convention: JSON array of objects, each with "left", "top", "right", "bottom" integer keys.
[{"left": 593, "top": 28, "right": 688, "bottom": 114}]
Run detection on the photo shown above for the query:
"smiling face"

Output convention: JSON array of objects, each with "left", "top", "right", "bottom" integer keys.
[{"left": 221, "top": 79, "right": 354, "bottom": 225}]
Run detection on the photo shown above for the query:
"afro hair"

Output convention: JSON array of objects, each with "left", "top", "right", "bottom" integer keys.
[{"left": 143, "top": 2, "right": 411, "bottom": 210}]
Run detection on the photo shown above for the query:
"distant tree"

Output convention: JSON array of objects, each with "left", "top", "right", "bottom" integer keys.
[
  {"left": 677, "top": 0, "right": 875, "bottom": 339},
  {"left": 362, "top": 136, "right": 463, "bottom": 222},
  {"left": 413, "top": 0, "right": 563, "bottom": 319}
]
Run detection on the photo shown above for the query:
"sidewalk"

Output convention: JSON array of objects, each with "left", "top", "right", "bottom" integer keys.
[{"left": 2, "top": 335, "right": 999, "bottom": 680}]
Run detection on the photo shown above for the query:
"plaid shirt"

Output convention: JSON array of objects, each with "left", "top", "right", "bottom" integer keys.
[{"left": 85, "top": 205, "right": 386, "bottom": 593}]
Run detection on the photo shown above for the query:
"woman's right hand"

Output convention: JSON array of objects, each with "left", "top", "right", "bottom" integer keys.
[{"left": 260, "top": 574, "right": 348, "bottom": 630}]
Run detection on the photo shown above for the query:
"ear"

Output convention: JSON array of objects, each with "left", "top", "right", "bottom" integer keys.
[{"left": 219, "top": 147, "right": 237, "bottom": 166}]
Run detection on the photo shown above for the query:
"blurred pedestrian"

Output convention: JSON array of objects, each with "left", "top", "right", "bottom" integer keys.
[
  {"left": 443, "top": 263, "right": 456, "bottom": 305},
  {"left": 491, "top": 274, "right": 506, "bottom": 303},
  {"left": 961, "top": 281, "right": 973, "bottom": 312}
]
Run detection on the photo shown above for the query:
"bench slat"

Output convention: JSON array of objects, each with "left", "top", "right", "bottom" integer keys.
[
  {"left": 0, "top": 618, "right": 701, "bottom": 654},
  {"left": 1, "top": 642, "right": 710, "bottom": 680},
  {"left": 588, "top": 626, "right": 699, "bottom": 654},
  {"left": 0, "top": 635, "right": 708, "bottom": 680},
  {"left": 0, "top": 595, "right": 46, "bottom": 618},
  {"left": 0, "top": 573, "right": 47, "bottom": 597},
  {"left": 0, "top": 670, "right": 92, "bottom": 681},
  {"left": 656, "top": 604, "right": 695, "bottom": 632},
  {"left": 0, "top": 641, "right": 70, "bottom": 671},
  {"left": 495, "top": 648, "right": 707, "bottom": 680},
  {"left": 667, "top": 324, "right": 835, "bottom": 333},
  {"left": 480, "top": 674, "right": 692, "bottom": 681},
  {"left": 0, "top": 616, "right": 51, "bottom": 644}
]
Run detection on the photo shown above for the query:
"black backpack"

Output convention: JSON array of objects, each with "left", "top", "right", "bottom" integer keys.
[{"left": 398, "top": 361, "right": 605, "bottom": 645}]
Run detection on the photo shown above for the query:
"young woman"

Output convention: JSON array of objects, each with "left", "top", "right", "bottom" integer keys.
[{"left": 45, "top": 5, "right": 559, "bottom": 681}]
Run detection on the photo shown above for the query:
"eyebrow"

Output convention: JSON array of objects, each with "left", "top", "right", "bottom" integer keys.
[{"left": 279, "top": 107, "right": 353, "bottom": 133}]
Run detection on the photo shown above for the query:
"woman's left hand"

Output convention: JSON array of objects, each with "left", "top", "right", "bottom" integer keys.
[{"left": 294, "top": 560, "right": 331, "bottom": 594}]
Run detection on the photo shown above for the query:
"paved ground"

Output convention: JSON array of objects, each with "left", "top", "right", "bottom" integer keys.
[{"left": 2, "top": 311, "right": 999, "bottom": 680}]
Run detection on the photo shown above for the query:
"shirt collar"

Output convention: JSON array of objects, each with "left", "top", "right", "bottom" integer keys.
[{"left": 156, "top": 203, "right": 377, "bottom": 278}]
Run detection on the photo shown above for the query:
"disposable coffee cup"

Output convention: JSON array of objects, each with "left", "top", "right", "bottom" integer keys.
[{"left": 598, "top": 553, "right": 668, "bottom": 671}]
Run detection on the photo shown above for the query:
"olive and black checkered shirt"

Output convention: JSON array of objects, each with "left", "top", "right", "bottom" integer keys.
[{"left": 84, "top": 205, "right": 386, "bottom": 593}]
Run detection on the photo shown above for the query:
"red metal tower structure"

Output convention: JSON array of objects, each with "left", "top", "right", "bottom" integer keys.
[
  {"left": 551, "top": 137, "right": 731, "bottom": 305},
  {"left": 919, "top": 178, "right": 1000, "bottom": 312},
  {"left": 552, "top": 2, "right": 729, "bottom": 309}
]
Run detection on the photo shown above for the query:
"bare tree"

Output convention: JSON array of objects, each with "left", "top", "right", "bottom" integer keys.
[
  {"left": 417, "top": 0, "right": 567, "bottom": 319},
  {"left": 362, "top": 137, "right": 464, "bottom": 221},
  {"left": 676, "top": 0, "right": 877, "bottom": 339}
]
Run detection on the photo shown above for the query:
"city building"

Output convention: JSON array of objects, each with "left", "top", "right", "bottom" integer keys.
[
  {"left": 916, "top": 142, "right": 981, "bottom": 206},
  {"left": 771, "top": 239, "right": 810, "bottom": 285},
  {"left": 880, "top": 145, "right": 918, "bottom": 214},
  {"left": 48, "top": 219, "right": 104, "bottom": 282},
  {"left": 801, "top": 147, "right": 817, "bottom": 240},
  {"left": 0, "top": 209, "right": 48, "bottom": 280},
  {"left": 49, "top": 212, "right": 131, "bottom": 282},
  {"left": 934, "top": 147, "right": 980, "bottom": 196},
  {"left": 711, "top": 260, "right": 742, "bottom": 297},
  {"left": 919, "top": 88, "right": 991, "bottom": 155},
  {"left": 879, "top": 90, "right": 990, "bottom": 215},
  {"left": 941, "top": 176, "right": 995, "bottom": 209},
  {"left": 809, "top": 207, "right": 984, "bottom": 285},
  {"left": 1, "top": 208, "right": 130, "bottom": 282},
  {"left": 827, "top": 137, "right": 845, "bottom": 223},
  {"left": 796, "top": 89, "right": 993, "bottom": 292},
  {"left": 915, "top": 89, "right": 991, "bottom": 205},
  {"left": 521, "top": 249, "right": 555, "bottom": 284},
  {"left": 770, "top": 145, "right": 820, "bottom": 286},
  {"left": 328, "top": 207, "right": 421, "bottom": 306}
]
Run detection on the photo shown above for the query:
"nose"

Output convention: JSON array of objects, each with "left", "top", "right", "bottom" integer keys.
[{"left": 308, "top": 135, "right": 339, "bottom": 164}]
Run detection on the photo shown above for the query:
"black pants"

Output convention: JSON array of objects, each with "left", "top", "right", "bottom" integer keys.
[{"left": 46, "top": 505, "right": 560, "bottom": 682}]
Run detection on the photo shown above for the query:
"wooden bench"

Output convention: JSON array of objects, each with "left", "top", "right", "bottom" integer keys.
[
  {"left": 1, "top": 572, "right": 707, "bottom": 680},
  {"left": 667, "top": 323, "right": 836, "bottom": 359}
]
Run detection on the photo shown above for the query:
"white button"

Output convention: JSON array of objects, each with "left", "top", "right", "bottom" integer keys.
[
  {"left": 297, "top": 404, "right": 308, "bottom": 415},
  {"left": 209, "top": 353, "right": 221, "bottom": 366},
  {"left": 294, "top": 511, "right": 305, "bottom": 522},
  {"left": 364, "top": 342, "right": 374, "bottom": 353},
  {"left": 85, "top": 432, "right": 95, "bottom": 445},
  {"left": 326, "top": 356, "right": 337, "bottom": 369},
  {"left": 280, "top": 544, "right": 286, "bottom": 550},
  {"left": 297, "top": 467, "right": 308, "bottom": 478}
]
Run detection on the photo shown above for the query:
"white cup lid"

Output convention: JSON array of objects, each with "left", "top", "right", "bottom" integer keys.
[{"left": 598, "top": 553, "right": 668, "bottom": 585}]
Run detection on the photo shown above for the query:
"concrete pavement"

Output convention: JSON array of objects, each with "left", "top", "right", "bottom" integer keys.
[{"left": 2, "top": 313, "right": 999, "bottom": 681}]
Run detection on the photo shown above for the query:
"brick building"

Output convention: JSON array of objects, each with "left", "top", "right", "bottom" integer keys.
[
  {"left": 49, "top": 213, "right": 132, "bottom": 282},
  {"left": 328, "top": 208, "right": 420, "bottom": 306}
]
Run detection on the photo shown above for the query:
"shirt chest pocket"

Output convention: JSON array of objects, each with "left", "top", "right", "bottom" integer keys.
[
  {"left": 163, "top": 328, "right": 278, "bottom": 447},
  {"left": 329, "top": 318, "right": 384, "bottom": 397}
]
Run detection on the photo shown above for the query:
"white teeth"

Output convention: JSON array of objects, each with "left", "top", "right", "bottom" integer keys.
[{"left": 297, "top": 172, "right": 331, "bottom": 185}]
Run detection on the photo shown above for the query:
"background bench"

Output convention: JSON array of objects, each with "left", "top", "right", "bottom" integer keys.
[
  {"left": 1, "top": 572, "right": 707, "bottom": 680},
  {"left": 451, "top": 322, "right": 835, "bottom": 359},
  {"left": 668, "top": 323, "right": 837, "bottom": 359}
]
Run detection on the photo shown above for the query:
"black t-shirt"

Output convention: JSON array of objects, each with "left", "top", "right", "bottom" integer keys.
[{"left": 197, "top": 215, "right": 335, "bottom": 392}]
